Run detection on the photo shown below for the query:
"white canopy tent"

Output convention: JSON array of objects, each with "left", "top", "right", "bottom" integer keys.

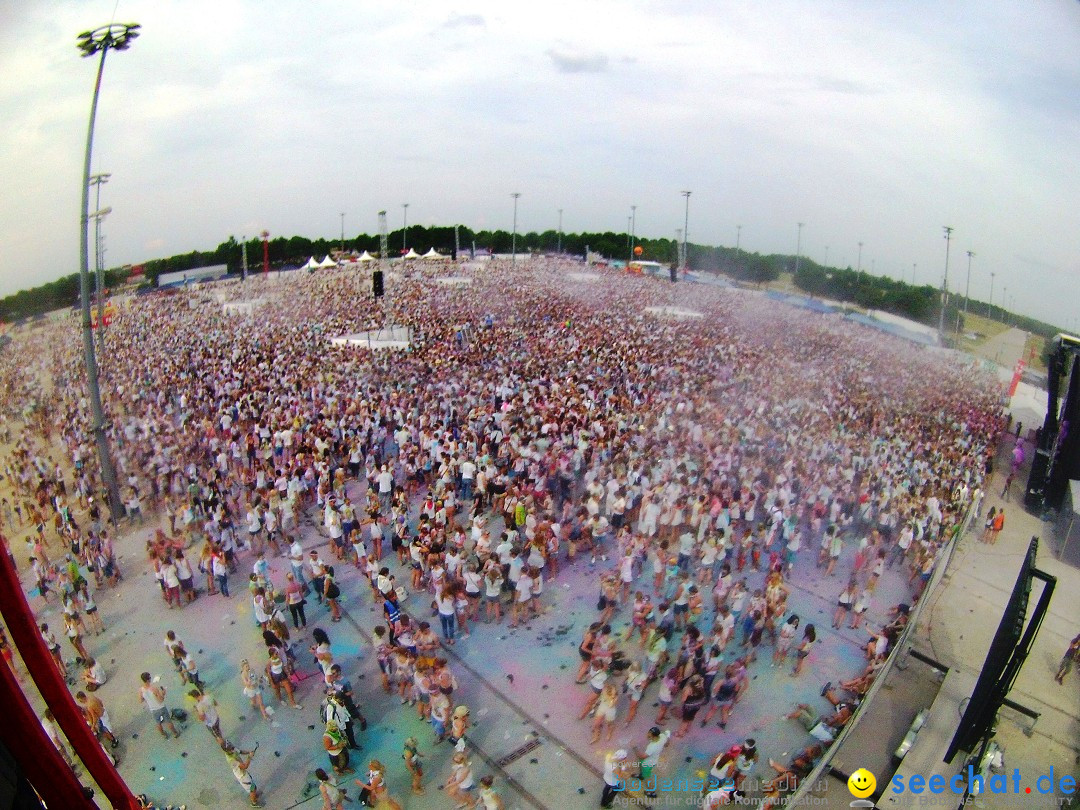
[
  {"left": 402, "top": 248, "right": 421, "bottom": 260},
  {"left": 358, "top": 251, "right": 376, "bottom": 262},
  {"left": 422, "top": 247, "right": 446, "bottom": 260},
  {"left": 304, "top": 256, "right": 319, "bottom": 270},
  {"left": 318, "top": 255, "right": 337, "bottom": 268}
]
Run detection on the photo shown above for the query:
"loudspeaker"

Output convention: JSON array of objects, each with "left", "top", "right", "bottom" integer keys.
[{"left": 373, "top": 270, "right": 384, "bottom": 298}]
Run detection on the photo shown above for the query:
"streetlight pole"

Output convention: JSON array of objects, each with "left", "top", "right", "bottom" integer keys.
[
  {"left": 241, "top": 235, "right": 248, "bottom": 281},
  {"left": 681, "top": 191, "right": 691, "bottom": 270},
  {"left": 736, "top": 224, "right": 742, "bottom": 253},
  {"left": 794, "top": 222, "right": 804, "bottom": 276},
  {"left": 557, "top": 208, "right": 563, "bottom": 254},
  {"left": 912, "top": 263, "right": 917, "bottom": 285},
  {"left": 77, "top": 23, "right": 139, "bottom": 524},
  {"left": 938, "top": 226, "right": 953, "bottom": 341},
  {"left": 857, "top": 241, "right": 863, "bottom": 277},
  {"left": 511, "top": 193, "right": 521, "bottom": 261},
  {"left": 90, "top": 207, "right": 111, "bottom": 357},
  {"left": 630, "top": 205, "right": 637, "bottom": 263},
  {"left": 89, "top": 173, "right": 109, "bottom": 358},
  {"left": 988, "top": 271, "right": 995, "bottom": 318},
  {"left": 340, "top": 212, "right": 345, "bottom": 252},
  {"left": 957, "top": 250, "right": 974, "bottom": 333},
  {"left": 402, "top": 204, "right": 409, "bottom": 252}
]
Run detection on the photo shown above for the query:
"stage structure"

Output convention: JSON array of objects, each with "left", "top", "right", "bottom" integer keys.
[
  {"left": 1025, "top": 333, "right": 1080, "bottom": 511},
  {"left": 945, "top": 538, "right": 1055, "bottom": 767},
  {"left": 334, "top": 210, "right": 413, "bottom": 351}
]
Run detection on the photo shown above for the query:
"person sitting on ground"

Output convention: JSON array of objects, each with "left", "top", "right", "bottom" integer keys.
[{"left": 80, "top": 656, "right": 107, "bottom": 691}]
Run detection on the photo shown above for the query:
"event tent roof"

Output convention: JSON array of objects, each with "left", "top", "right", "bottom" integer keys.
[
  {"left": 358, "top": 251, "right": 376, "bottom": 262},
  {"left": 402, "top": 248, "right": 421, "bottom": 260},
  {"left": 422, "top": 247, "right": 445, "bottom": 259},
  {"left": 318, "top": 255, "right": 336, "bottom": 268},
  {"left": 304, "top": 257, "right": 319, "bottom": 269}
]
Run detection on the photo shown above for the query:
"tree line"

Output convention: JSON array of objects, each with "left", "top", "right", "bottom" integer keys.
[{"left": 0, "top": 226, "right": 1065, "bottom": 343}]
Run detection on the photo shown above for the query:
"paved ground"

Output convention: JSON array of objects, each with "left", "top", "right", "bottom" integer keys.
[
  {"left": 8, "top": 453, "right": 906, "bottom": 809},
  {"left": 6, "top": 309, "right": 1075, "bottom": 810},
  {"left": 973, "top": 326, "right": 1029, "bottom": 369},
  {"left": 810, "top": 429, "right": 1080, "bottom": 809}
]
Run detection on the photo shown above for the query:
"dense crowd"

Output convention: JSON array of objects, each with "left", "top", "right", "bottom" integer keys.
[{"left": 0, "top": 257, "right": 1004, "bottom": 808}]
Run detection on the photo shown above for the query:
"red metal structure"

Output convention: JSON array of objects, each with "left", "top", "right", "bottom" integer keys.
[
  {"left": 261, "top": 230, "right": 270, "bottom": 276},
  {"left": 0, "top": 542, "right": 139, "bottom": 809}
]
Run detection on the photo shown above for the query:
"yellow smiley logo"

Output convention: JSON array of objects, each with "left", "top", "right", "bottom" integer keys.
[{"left": 848, "top": 767, "right": 876, "bottom": 798}]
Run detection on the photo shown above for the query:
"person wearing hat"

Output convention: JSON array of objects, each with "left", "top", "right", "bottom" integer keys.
[
  {"left": 634, "top": 726, "right": 671, "bottom": 798},
  {"left": 601, "top": 749, "right": 631, "bottom": 808},
  {"left": 449, "top": 703, "right": 470, "bottom": 748}
]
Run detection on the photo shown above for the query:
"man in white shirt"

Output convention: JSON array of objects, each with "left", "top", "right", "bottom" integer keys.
[
  {"left": 460, "top": 459, "right": 477, "bottom": 501},
  {"left": 377, "top": 465, "right": 394, "bottom": 510},
  {"left": 289, "top": 539, "right": 307, "bottom": 585},
  {"left": 635, "top": 726, "right": 672, "bottom": 798}
]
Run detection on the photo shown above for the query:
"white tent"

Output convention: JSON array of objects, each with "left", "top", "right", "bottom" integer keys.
[
  {"left": 318, "top": 255, "right": 337, "bottom": 268},
  {"left": 304, "top": 256, "right": 319, "bottom": 270},
  {"left": 402, "top": 248, "right": 421, "bottom": 260},
  {"left": 422, "top": 247, "right": 445, "bottom": 260},
  {"left": 358, "top": 251, "right": 376, "bottom": 262}
]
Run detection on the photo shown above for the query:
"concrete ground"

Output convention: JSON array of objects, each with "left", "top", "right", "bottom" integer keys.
[
  {"left": 8, "top": 462, "right": 903, "bottom": 809},
  {"left": 809, "top": 326, "right": 1080, "bottom": 810},
  {"left": 6, "top": 321, "right": 1076, "bottom": 810}
]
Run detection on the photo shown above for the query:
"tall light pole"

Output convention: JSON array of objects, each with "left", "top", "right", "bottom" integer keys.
[
  {"left": 90, "top": 205, "right": 111, "bottom": 358},
  {"left": 241, "top": 235, "right": 248, "bottom": 281},
  {"left": 988, "top": 271, "right": 995, "bottom": 318},
  {"left": 89, "top": 171, "right": 110, "bottom": 357},
  {"left": 912, "top": 263, "right": 917, "bottom": 285},
  {"left": 76, "top": 23, "right": 139, "bottom": 523},
  {"left": 1002, "top": 286, "right": 1008, "bottom": 324},
  {"left": 736, "top": 224, "right": 742, "bottom": 253},
  {"left": 857, "top": 241, "right": 863, "bottom": 277},
  {"left": 675, "top": 228, "right": 682, "bottom": 265},
  {"left": 557, "top": 208, "right": 563, "bottom": 254},
  {"left": 824, "top": 245, "right": 829, "bottom": 267},
  {"left": 630, "top": 204, "right": 637, "bottom": 262},
  {"left": 938, "top": 226, "right": 954, "bottom": 340},
  {"left": 794, "top": 222, "right": 804, "bottom": 276},
  {"left": 681, "top": 190, "right": 691, "bottom": 269},
  {"left": 957, "top": 249, "right": 975, "bottom": 333},
  {"left": 340, "top": 212, "right": 345, "bottom": 252},
  {"left": 511, "top": 193, "right": 521, "bottom": 261},
  {"left": 401, "top": 203, "right": 409, "bottom": 252}
]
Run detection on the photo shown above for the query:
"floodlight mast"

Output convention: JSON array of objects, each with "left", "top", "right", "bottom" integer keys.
[
  {"left": 89, "top": 172, "right": 110, "bottom": 357},
  {"left": 77, "top": 23, "right": 140, "bottom": 524}
]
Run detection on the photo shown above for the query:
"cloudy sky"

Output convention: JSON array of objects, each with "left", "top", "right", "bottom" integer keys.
[{"left": 2, "top": 1, "right": 1078, "bottom": 326}]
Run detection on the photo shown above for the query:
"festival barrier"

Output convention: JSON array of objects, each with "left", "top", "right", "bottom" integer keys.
[{"left": 786, "top": 502, "right": 973, "bottom": 805}]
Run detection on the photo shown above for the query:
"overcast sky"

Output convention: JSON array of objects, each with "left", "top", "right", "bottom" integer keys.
[{"left": 2, "top": 1, "right": 1078, "bottom": 326}]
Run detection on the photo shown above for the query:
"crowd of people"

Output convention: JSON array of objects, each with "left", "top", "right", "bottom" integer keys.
[{"left": 0, "top": 256, "right": 1006, "bottom": 807}]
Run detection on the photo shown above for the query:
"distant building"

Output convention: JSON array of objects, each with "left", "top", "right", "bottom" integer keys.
[{"left": 157, "top": 264, "right": 229, "bottom": 288}]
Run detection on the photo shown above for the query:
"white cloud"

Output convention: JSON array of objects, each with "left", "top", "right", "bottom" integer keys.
[{"left": 1, "top": 0, "right": 1078, "bottom": 328}]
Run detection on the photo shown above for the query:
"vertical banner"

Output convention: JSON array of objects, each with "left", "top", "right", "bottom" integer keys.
[{"left": 1008, "top": 359, "right": 1026, "bottom": 398}]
